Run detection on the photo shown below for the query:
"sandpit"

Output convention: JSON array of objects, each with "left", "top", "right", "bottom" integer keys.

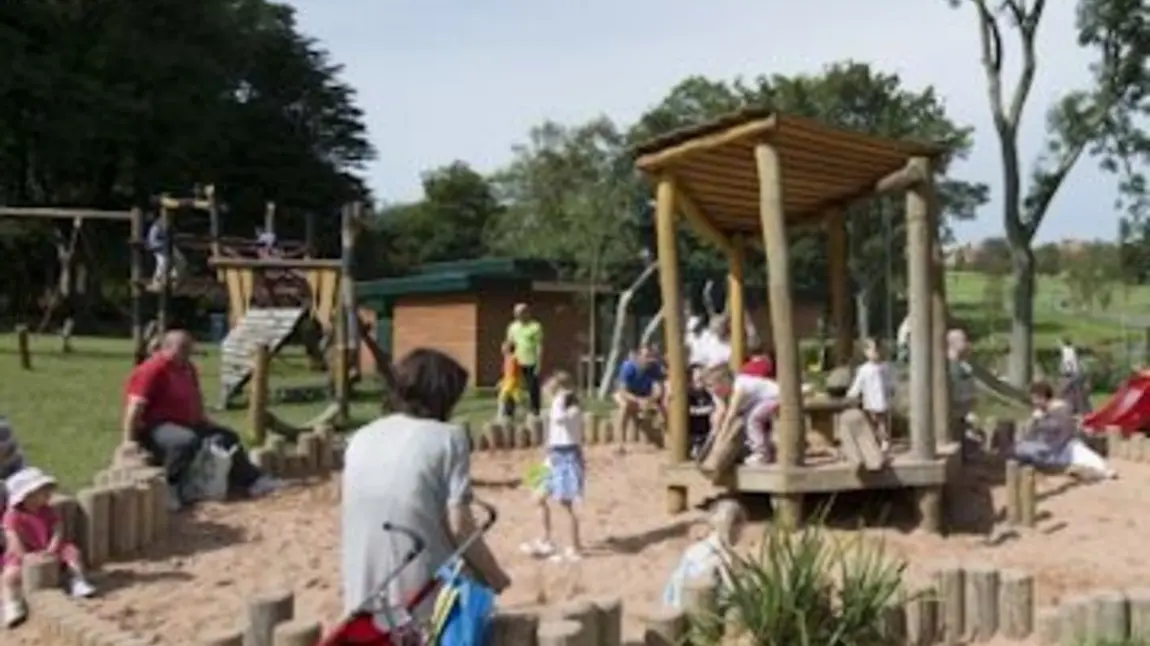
[{"left": 12, "top": 444, "right": 1150, "bottom": 644}]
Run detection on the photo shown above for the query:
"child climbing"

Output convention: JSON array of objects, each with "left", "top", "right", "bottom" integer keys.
[
  {"left": 846, "top": 339, "right": 896, "bottom": 452},
  {"left": 146, "top": 214, "right": 186, "bottom": 290},
  {"left": 3, "top": 467, "right": 96, "bottom": 627},
  {"left": 700, "top": 364, "right": 780, "bottom": 473},
  {"left": 686, "top": 365, "right": 716, "bottom": 459},
  {"left": 496, "top": 340, "right": 524, "bottom": 422},
  {"left": 663, "top": 498, "right": 747, "bottom": 609},
  {"left": 520, "top": 371, "right": 584, "bottom": 562},
  {"left": 947, "top": 329, "right": 978, "bottom": 441}
]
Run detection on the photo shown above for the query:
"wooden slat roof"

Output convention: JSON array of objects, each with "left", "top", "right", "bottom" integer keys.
[{"left": 633, "top": 109, "right": 948, "bottom": 231}]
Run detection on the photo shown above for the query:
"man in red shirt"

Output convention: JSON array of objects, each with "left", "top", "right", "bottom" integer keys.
[{"left": 122, "top": 330, "right": 279, "bottom": 510}]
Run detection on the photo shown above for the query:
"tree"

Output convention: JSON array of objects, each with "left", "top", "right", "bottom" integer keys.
[
  {"left": 488, "top": 117, "right": 642, "bottom": 379},
  {"left": 945, "top": 0, "right": 1149, "bottom": 385},
  {"left": 1064, "top": 241, "right": 1122, "bottom": 309},
  {"left": 381, "top": 162, "right": 503, "bottom": 269},
  {"left": 1033, "top": 242, "right": 1063, "bottom": 276},
  {"left": 0, "top": 0, "right": 374, "bottom": 319},
  {"left": 976, "top": 237, "right": 1013, "bottom": 274}
]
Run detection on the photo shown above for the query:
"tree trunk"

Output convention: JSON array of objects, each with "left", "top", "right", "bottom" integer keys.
[
  {"left": 597, "top": 261, "right": 658, "bottom": 399},
  {"left": 1008, "top": 246, "right": 1036, "bottom": 387}
]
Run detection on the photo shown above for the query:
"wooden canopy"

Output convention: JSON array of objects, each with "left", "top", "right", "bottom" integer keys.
[{"left": 633, "top": 109, "right": 947, "bottom": 230}]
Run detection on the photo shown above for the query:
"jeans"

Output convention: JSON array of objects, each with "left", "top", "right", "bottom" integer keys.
[
  {"left": 521, "top": 364, "right": 541, "bottom": 416},
  {"left": 141, "top": 421, "right": 264, "bottom": 501}
]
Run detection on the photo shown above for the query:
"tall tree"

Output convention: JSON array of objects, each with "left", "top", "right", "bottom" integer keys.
[{"left": 946, "top": 0, "right": 1149, "bottom": 385}]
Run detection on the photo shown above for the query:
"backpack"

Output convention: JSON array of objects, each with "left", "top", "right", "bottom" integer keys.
[
  {"left": 430, "top": 560, "right": 495, "bottom": 646},
  {"left": 181, "top": 438, "right": 236, "bottom": 502}
]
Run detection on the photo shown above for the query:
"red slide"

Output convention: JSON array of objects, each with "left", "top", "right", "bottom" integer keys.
[{"left": 1082, "top": 372, "right": 1150, "bottom": 435}]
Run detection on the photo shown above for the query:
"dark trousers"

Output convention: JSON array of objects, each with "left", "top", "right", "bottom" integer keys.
[
  {"left": 521, "top": 364, "right": 542, "bottom": 416},
  {"left": 141, "top": 421, "right": 263, "bottom": 500}
]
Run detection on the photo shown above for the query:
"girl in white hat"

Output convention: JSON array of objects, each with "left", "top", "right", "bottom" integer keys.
[{"left": 2, "top": 467, "right": 95, "bottom": 628}]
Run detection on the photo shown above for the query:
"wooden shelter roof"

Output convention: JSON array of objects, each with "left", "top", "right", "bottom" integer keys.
[{"left": 633, "top": 109, "right": 948, "bottom": 231}]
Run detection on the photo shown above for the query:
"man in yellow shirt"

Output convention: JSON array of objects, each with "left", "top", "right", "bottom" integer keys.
[{"left": 506, "top": 303, "right": 544, "bottom": 416}]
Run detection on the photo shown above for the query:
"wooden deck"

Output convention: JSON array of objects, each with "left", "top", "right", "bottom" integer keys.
[{"left": 663, "top": 442, "right": 960, "bottom": 495}]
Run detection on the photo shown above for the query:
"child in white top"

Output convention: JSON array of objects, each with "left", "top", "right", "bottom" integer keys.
[
  {"left": 847, "top": 339, "right": 896, "bottom": 452},
  {"left": 704, "top": 365, "right": 781, "bottom": 467},
  {"left": 663, "top": 498, "right": 747, "bottom": 609},
  {"left": 520, "top": 371, "right": 585, "bottom": 562}
]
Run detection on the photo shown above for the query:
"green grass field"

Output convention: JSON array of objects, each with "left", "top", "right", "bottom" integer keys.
[{"left": 0, "top": 333, "right": 589, "bottom": 491}]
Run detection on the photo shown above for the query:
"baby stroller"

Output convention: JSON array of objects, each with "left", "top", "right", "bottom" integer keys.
[{"left": 320, "top": 499, "right": 499, "bottom": 646}]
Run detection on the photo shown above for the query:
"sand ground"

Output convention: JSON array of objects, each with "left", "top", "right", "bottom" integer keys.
[{"left": 12, "top": 444, "right": 1150, "bottom": 645}]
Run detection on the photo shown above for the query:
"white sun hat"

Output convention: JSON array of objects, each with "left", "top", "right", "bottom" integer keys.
[{"left": 5, "top": 466, "right": 57, "bottom": 507}]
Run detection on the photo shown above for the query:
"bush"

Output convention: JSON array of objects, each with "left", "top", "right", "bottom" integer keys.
[{"left": 695, "top": 515, "right": 907, "bottom": 646}]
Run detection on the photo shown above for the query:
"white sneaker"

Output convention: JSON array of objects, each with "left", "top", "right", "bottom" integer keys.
[
  {"left": 69, "top": 578, "right": 96, "bottom": 598},
  {"left": 249, "top": 476, "right": 284, "bottom": 498},
  {"left": 743, "top": 453, "right": 768, "bottom": 466},
  {"left": 2, "top": 599, "right": 26, "bottom": 628},
  {"left": 519, "top": 539, "right": 556, "bottom": 558}
]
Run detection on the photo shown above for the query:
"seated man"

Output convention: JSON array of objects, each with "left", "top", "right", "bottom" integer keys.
[
  {"left": 613, "top": 345, "right": 666, "bottom": 446},
  {"left": 122, "top": 330, "right": 281, "bottom": 510},
  {"left": 1014, "top": 381, "right": 1116, "bottom": 480}
]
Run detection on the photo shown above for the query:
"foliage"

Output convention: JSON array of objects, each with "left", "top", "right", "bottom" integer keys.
[
  {"left": 944, "top": 0, "right": 1149, "bottom": 386},
  {"left": 981, "top": 269, "right": 1009, "bottom": 330},
  {"left": 1063, "top": 242, "right": 1123, "bottom": 310},
  {"left": 694, "top": 519, "right": 907, "bottom": 646},
  {"left": 0, "top": 0, "right": 373, "bottom": 319}
]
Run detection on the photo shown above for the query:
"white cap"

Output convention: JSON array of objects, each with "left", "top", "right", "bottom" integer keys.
[{"left": 5, "top": 467, "right": 56, "bottom": 507}]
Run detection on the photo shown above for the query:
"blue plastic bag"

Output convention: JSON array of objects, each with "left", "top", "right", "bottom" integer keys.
[{"left": 431, "top": 560, "right": 495, "bottom": 646}]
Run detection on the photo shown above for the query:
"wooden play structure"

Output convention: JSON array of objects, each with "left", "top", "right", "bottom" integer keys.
[
  {"left": 148, "top": 188, "right": 360, "bottom": 413},
  {"left": 633, "top": 109, "right": 956, "bottom": 530},
  {"left": 0, "top": 205, "right": 151, "bottom": 364}
]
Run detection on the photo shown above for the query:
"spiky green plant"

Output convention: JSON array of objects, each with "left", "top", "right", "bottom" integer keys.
[{"left": 690, "top": 514, "right": 907, "bottom": 646}]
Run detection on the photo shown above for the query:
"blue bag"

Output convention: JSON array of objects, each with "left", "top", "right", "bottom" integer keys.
[{"left": 430, "top": 560, "right": 496, "bottom": 646}]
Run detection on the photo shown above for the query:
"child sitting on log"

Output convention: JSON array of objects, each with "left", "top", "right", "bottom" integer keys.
[
  {"left": 520, "top": 371, "right": 585, "bottom": 562},
  {"left": 846, "top": 339, "right": 896, "bottom": 453},
  {"left": 2, "top": 467, "right": 96, "bottom": 628},
  {"left": 1015, "top": 381, "right": 1116, "bottom": 480},
  {"left": 663, "top": 498, "right": 746, "bottom": 609},
  {"left": 700, "top": 365, "right": 780, "bottom": 473}
]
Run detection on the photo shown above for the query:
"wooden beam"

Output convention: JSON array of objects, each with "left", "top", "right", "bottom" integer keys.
[
  {"left": 637, "top": 115, "right": 776, "bottom": 171},
  {"left": 906, "top": 156, "right": 936, "bottom": 461},
  {"left": 158, "top": 196, "right": 214, "bottom": 211},
  {"left": 208, "top": 257, "right": 342, "bottom": 270},
  {"left": 668, "top": 177, "right": 734, "bottom": 255},
  {"left": 927, "top": 169, "right": 953, "bottom": 446},
  {"left": 129, "top": 208, "right": 146, "bottom": 364},
  {"left": 207, "top": 185, "right": 221, "bottom": 258},
  {"left": 755, "top": 143, "right": 806, "bottom": 467},
  {"left": 653, "top": 177, "right": 690, "bottom": 514},
  {"left": 825, "top": 209, "right": 851, "bottom": 365},
  {"left": 727, "top": 233, "right": 747, "bottom": 368},
  {"left": 804, "top": 157, "right": 932, "bottom": 221},
  {"left": 0, "top": 207, "right": 132, "bottom": 221}
]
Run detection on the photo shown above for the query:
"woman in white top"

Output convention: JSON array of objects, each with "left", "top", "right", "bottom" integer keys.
[
  {"left": 847, "top": 339, "right": 896, "bottom": 451},
  {"left": 521, "top": 371, "right": 585, "bottom": 562}
]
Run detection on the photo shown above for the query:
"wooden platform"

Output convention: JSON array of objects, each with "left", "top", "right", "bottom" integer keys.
[{"left": 663, "top": 442, "right": 960, "bottom": 495}]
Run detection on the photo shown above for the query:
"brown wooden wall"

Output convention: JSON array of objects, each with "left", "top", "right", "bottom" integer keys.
[
  {"left": 475, "top": 288, "right": 589, "bottom": 388},
  {"left": 391, "top": 293, "right": 481, "bottom": 385}
]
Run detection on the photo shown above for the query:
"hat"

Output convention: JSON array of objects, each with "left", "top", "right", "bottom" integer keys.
[{"left": 5, "top": 467, "right": 56, "bottom": 506}]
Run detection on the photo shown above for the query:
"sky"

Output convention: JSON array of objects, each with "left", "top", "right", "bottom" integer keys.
[{"left": 285, "top": 0, "right": 1120, "bottom": 244}]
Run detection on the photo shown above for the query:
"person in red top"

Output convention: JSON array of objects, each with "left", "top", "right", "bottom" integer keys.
[
  {"left": 740, "top": 340, "right": 775, "bottom": 379},
  {"left": 122, "top": 330, "right": 279, "bottom": 510}
]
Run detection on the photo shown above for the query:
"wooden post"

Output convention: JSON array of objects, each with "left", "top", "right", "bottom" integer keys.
[
  {"left": 130, "top": 207, "right": 146, "bottom": 363},
  {"left": 1005, "top": 459, "right": 1022, "bottom": 525},
  {"left": 999, "top": 570, "right": 1034, "bottom": 640},
  {"left": 250, "top": 344, "right": 271, "bottom": 445},
  {"left": 334, "top": 204, "right": 357, "bottom": 421},
  {"left": 536, "top": 620, "right": 582, "bottom": 646},
  {"left": 653, "top": 178, "right": 689, "bottom": 513},
  {"left": 202, "top": 630, "right": 244, "bottom": 646},
  {"left": 1020, "top": 465, "right": 1037, "bottom": 527},
  {"left": 755, "top": 145, "right": 805, "bottom": 472},
  {"left": 246, "top": 591, "right": 295, "bottom": 646},
  {"left": 158, "top": 198, "right": 173, "bottom": 335},
  {"left": 826, "top": 209, "right": 851, "bottom": 365},
  {"left": 272, "top": 620, "right": 321, "bottom": 646},
  {"left": 642, "top": 608, "right": 685, "bottom": 646},
  {"left": 16, "top": 324, "right": 30, "bottom": 370},
  {"left": 727, "top": 233, "right": 747, "bottom": 368},
  {"left": 207, "top": 184, "right": 221, "bottom": 259},
  {"left": 927, "top": 172, "right": 952, "bottom": 446},
  {"left": 935, "top": 563, "right": 965, "bottom": 643},
  {"left": 1129, "top": 587, "right": 1150, "bottom": 639},
  {"left": 905, "top": 158, "right": 935, "bottom": 460},
  {"left": 264, "top": 201, "right": 276, "bottom": 236},
  {"left": 963, "top": 565, "right": 1000, "bottom": 641}
]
